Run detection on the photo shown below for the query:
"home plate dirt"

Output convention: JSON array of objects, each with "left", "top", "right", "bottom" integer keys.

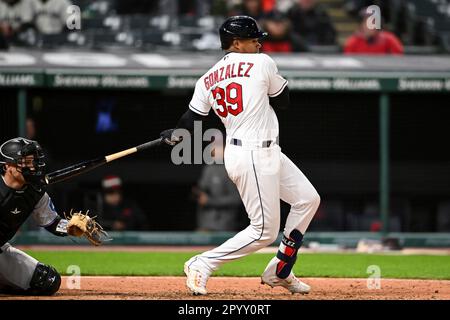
[{"left": 1, "top": 277, "right": 449, "bottom": 300}]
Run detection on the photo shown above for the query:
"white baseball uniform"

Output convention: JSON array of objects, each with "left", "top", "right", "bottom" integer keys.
[{"left": 187, "top": 52, "right": 320, "bottom": 274}]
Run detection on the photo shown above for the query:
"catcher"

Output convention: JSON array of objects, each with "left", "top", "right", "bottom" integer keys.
[{"left": 0, "top": 137, "right": 107, "bottom": 296}]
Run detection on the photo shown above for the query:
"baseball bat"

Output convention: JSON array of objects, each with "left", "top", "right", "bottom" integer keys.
[{"left": 44, "top": 137, "right": 163, "bottom": 185}]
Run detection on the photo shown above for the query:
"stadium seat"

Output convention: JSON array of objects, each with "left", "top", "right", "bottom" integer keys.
[
  {"left": 149, "top": 15, "right": 171, "bottom": 31},
  {"left": 121, "top": 14, "right": 152, "bottom": 30},
  {"left": 82, "top": 0, "right": 114, "bottom": 17},
  {"left": 402, "top": 2, "right": 419, "bottom": 45},
  {"left": 66, "top": 31, "right": 90, "bottom": 48},
  {"left": 71, "top": 0, "right": 95, "bottom": 11},
  {"left": 90, "top": 30, "right": 135, "bottom": 50},
  {"left": 34, "top": 31, "right": 90, "bottom": 49},
  {"left": 135, "top": 30, "right": 168, "bottom": 50},
  {"left": 309, "top": 45, "right": 342, "bottom": 54},
  {"left": 36, "top": 34, "right": 68, "bottom": 49},
  {"left": 177, "top": 15, "right": 198, "bottom": 28},
  {"left": 407, "top": 0, "right": 450, "bottom": 47},
  {"left": 80, "top": 15, "right": 122, "bottom": 32},
  {"left": 179, "top": 32, "right": 205, "bottom": 50},
  {"left": 439, "top": 31, "right": 450, "bottom": 52},
  {"left": 103, "top": 15, "right": 123, "bottom": 31},
  {"left": 176, "top": 15, "right": 221, "bottom": 34},
  {"left": 82, "top": 17, "right": 108, "bottom": 30},
  {"left": 190, "top": 32, "right": 221, "bottom": 51},
  {"left": 403, "top": 45, "right": 440, "bottom": 54}
]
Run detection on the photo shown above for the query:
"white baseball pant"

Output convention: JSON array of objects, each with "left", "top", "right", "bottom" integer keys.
[{"left": 191, "top": 142, "right": 320, "bottom": 273}]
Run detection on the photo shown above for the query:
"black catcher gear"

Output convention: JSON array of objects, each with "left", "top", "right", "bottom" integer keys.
[
  {"left": 0, "top": 137, "right": 46, "bottom": 186},
  {"left": 27, "top": 263, "right": 61, "bottom": 295}
]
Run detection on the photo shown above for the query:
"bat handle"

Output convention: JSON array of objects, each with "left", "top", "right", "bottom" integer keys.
[{"left": 136, "top": 137, "right": 163, "bottom": 152}]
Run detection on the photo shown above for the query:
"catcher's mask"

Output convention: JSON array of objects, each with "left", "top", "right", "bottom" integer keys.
[{"left": 0, "top": 137, "right": 46, "bottom": 186}]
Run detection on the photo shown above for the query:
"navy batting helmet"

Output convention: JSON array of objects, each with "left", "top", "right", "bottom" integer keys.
[
  {"left": 219, "top": 16, "right": 268, "bottom": 50},
  {"left": 0, "top": 137, "right": 46, "bottom": 185}
]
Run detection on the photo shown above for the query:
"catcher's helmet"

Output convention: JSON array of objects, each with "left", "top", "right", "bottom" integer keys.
[
  {"left": 0, "top": 137, "right": 46, "bottom": 183},
  {"left": 219, "top": 15, "right": 268, "bottom": 49}
]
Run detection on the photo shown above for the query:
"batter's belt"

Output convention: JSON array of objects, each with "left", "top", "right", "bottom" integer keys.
[{"left": 229, "top": 137, "right": 279, "bottom": 148}]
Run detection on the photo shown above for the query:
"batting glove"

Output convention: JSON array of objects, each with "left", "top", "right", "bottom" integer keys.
[{"left": 160, "top": 128, "right": 182, "bottom": 146}]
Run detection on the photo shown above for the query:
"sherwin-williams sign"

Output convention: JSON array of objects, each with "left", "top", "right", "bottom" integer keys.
[{"left": 1, "top": 52, "right": 450, "bottom": 91}]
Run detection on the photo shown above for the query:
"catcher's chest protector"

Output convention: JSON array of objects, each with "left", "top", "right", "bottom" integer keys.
[{"left": 0, "top": 177, "right": 45, "bottom": 246}]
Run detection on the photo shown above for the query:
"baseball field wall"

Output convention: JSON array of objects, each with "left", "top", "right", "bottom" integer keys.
[{"left": 10, "top": 231, "right": 450, "bottom": 248}]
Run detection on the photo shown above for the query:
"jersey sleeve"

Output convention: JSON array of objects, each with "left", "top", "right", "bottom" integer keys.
[
  {"left": 262, "top": 54, "right": 288, "bottom": 97},
  {"left": 189, "top": 78, "right": 211, "bottom": 116},
  {"left": 32, "top": 193, "right": 59, "bottom": 227}
]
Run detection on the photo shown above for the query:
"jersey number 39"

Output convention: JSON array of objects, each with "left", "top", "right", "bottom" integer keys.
[{"left": 212, "top": 82, "right": 243, "bottom": 118}]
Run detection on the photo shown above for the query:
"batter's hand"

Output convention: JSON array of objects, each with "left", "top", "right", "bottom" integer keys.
[{"left": 160, "top": 128, "right": 182, "bottom": 146}]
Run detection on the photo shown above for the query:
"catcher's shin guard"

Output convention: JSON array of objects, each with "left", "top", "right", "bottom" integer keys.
[
  {"left": 275, "top": 229, "right": 303, "bottom": 279},
  {"left": 27, "top": 263, "right": 61, "bottom": 295}
]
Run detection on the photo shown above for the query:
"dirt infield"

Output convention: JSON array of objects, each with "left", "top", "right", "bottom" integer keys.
[{"left": 1, "top": 276, "right": 449, "bottom": 300}]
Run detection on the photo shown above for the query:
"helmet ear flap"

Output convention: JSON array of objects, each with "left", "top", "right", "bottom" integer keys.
[{"left": 221, "top": 36, "right": 236, "bottom": 50}]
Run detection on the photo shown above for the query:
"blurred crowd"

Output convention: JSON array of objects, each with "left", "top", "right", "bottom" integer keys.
[{"left": 1, "top": 0, "right": 449, "bottom": 53}]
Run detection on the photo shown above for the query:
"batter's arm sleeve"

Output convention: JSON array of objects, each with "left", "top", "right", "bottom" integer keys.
[
  {"left": 269, "top": 86, "right": 290, "bottom": 110},
  {"left": 176, "top": 109, "right": 207, "bottom": 134}
]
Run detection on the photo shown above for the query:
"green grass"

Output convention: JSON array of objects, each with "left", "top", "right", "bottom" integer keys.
[{"left": 24, "top": 251, "right": 450, "bottom": 280}]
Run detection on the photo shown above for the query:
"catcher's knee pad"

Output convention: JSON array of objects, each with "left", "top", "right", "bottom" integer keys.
[{"left": 28, "top": 263, "right": 61, "bottom": 295}]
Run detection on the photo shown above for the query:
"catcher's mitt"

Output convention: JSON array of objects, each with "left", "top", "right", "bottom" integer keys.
[{"left": 66, "top": 210, "right": 109, "bottom": 246}]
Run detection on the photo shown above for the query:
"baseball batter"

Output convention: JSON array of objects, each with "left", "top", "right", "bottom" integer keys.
[
  {"left": 1, "top": 138, "right": 75, "bottom": 295},
  {"left": 160, "top": 16, "right": 320, "bottom": 295}
]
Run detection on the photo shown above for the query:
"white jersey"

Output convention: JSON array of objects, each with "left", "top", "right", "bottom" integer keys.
[
  {"left": 189, "top": 52, "right": 288, "bottom": 142},
  {"left": 185, "top": 55, "right": 320, "bottom": 285}
]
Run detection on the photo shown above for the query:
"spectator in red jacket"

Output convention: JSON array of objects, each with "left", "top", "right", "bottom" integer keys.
[{"left": 344, "top": 9, "right": 403, "bottom": 55}]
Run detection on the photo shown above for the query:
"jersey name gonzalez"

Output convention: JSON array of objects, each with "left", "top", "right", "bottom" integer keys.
[
  {"left": 204, "top": 62, "right": 254, "bottom": 90},
  {"left": 189, "top": 52, "right": 288, "bottom": 142}
]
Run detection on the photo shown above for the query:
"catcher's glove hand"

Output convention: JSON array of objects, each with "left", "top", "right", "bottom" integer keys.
[{"left": 66, "top": 210, "right": 109, "bottom": 246}]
